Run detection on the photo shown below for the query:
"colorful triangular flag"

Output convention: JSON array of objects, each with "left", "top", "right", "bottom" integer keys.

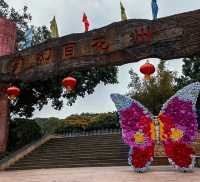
[
  {"left": 152, "top": 0, "right": 158, "bottom": 20},
  {"left": 50, "top": 16, "right": 59, "bottom": 38},
  {"left": 82, "top": 13, "right": 90, "bottom": 32},
  {"left": 120, "top": 1, "right": 127, "bottom": 21}
]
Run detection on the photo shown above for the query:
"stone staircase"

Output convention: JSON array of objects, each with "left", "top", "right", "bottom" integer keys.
[{"left": 4, "top": 133, "right": 200, "bottom": 171}]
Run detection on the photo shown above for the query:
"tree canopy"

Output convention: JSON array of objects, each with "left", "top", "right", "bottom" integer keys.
[
  {"left": 128, "top": 59, "right": 200, "bottom": 128},
  {"left": 128, "top": 60, "right": 177, "bottom": 115},
  {"left": 175, "top": 56, "right": 200, "bottom": 89},
  {"left": 0, "top": 0, "right": 118, "bottom": 118}
]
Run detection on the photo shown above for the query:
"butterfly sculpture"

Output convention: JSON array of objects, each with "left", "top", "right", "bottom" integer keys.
[{"left": 111, "top": 82, "right": 200, "bottom": 172}]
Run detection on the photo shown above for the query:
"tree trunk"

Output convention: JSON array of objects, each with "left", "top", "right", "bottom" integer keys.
[{"left": 0, "top": 90, "right": 9, "bottom": 153}]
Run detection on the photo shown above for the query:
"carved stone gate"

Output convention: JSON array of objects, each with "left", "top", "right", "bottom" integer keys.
[{"left": 0, "top": 9, "right": 200, "bottom": 153}]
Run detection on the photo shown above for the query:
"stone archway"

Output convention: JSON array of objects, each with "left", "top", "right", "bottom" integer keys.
[{"left": 0, "top": 9, "right": 200, "bottom": 153}]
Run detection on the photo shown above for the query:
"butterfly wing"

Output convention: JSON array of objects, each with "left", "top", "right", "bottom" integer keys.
[
  {"left": 111, "top": 94, "right": 155, "bottom": 172},
  {"left": 159, "top": 82, "right": 200, "bottom": 171}
]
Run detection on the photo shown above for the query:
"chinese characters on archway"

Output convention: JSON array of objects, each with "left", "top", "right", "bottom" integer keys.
[
  {"left": 130, "top": 26, "right": 152, "bottom": 44},
  {"left": 63, "top": 42, "right": 76, "bottom": 59},
  {"left": 10, "top": 25, "right": 153, "bottom": 74}
]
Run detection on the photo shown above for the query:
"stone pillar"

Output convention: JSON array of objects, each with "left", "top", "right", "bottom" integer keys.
[{"left": 0, "top": 91, "right": 9, "bottom": 153}]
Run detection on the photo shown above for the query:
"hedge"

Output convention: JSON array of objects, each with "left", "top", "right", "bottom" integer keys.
[
  {"left": 55, "top": 112, "right": 120, "bottom": 134},
  {"left": 7, "top": 118, "right": 42, "bottom": 152}
]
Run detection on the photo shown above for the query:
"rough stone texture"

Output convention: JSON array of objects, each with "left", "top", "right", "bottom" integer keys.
[
  {"left": 0, "top": 92, "right": 9, "bottom": 153},
  {"left": 0, "top": 166, "right": 200, "bottom": 182},
  {"left": 0, "top": 9, "right": 200, "bottom": 83}
]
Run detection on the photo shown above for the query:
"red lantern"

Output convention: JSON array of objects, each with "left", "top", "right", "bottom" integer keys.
[
  {"left": 62, "top": 77, "right": 77, "bottom": 92},
  {"left": 6, "top": 86, "right": 20, "bottom": 100},
  {"left": 140, "top": 61, "right": 155, "bottom": 80}
]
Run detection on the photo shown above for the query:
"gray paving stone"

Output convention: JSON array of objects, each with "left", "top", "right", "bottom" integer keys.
[{"left": 0, "top": 166, "right": 200, "bottom": 182}]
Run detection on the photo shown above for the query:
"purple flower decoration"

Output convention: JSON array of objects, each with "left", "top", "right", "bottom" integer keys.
[
  {"left": 163, "top": 97, "right": 198, "bottom": 144},
  {"left": 119, "top": 103, "right": 154, "bottom": 149},
  {"left": 122, "top": 130, "right": 154, "bottom": 149},
  {"left": 119, "top": 103, "right": 145, "bottom": 131}
]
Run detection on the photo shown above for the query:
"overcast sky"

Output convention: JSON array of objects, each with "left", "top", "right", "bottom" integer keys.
[{"left": 6, "top": 0, "right": 200, "bottom": 118}]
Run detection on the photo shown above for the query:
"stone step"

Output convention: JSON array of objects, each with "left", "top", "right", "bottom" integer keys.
[
  {"left": 38, "top": 143, "right": 127, "bottom": 149},
  {"left": 39, "top": 144, "right": 126, "bottom": 149},
  {"left": 45, "top": 138, "right": 122, "bottom": 142},
  {"left": 49, "top": 135, "right": 122, "bottom": 142},
  {"left": 8, "top": 162, "right": 128, "bottom": 171},
  {"left": 8, "top": 157, "right": 190, "bottom": 171},
  {"left": 29, "top": 147, "right": 128, "bottom": 154},
  {"left": 33, "top": 147, "right": 128, "bottom": 154},
  {"left": 19, "top": 154, "right": 128, "bottom": 163},
  {"left": 25, "top": 151, "right": 128, "bottom": 159},
  {"left": 42, "top": 141, "right": 124, "bottom": 147},
  {"left": 6, "top": 134, "right": 200, "bottom": 171},
  {"left": 11, "top": 158, "right": 128, "bottom": 165}
]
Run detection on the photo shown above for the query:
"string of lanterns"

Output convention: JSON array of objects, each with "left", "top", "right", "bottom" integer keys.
[
  {"left": 6, "top": 60, "right": 155, "bottom": 101},
  {"left": 6, "top": 60, "right": 156, "bottom": 101},
  {"left": 5, "top": 56, "right": 156, "bottom": 102},
  {"left": 6, "top": 76, "right": 77, "bottom": 101}
]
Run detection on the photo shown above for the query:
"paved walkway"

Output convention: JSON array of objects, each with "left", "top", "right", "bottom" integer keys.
[{"left": 0, "top": 166, "right": 200, "bottom": 182}]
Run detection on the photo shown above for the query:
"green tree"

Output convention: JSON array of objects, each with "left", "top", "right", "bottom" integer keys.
[
  {"left": 35, "top": 117, "right": 64, "bottom": 135},
  {"left": 128, "top": 60, "right": 177, "bottom": 115},
  {"left": 0, "top": 0, "right": 50, "bottom": 50},
  {"left": 182, "top": 56, "right": 200, "bottom": 81},
  {"left": 0, "top": 0, "right": 118, "bottom": 117},
  {"left": 175, "top": 56, "right": 200, "bottom": 90},
  {"left": 55, "top": 112, "right": 119, "bottom": 134},
  {"left": 7, "top": 118, "right": 42, "bottom": 152},
  {"left": 11, "top": 67, "right": 118, "bottom": 118}
]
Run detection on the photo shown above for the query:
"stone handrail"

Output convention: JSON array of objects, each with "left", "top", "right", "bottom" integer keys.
[
  {"left": 58, "top": 128, "right": 121, "bottom": 137},
  {"left": 0, "top": 134, "right": 62, "bottom": 171}
]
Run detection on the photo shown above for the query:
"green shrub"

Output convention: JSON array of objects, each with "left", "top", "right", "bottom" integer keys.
[
  {"left": 86, "top": 112, "right": 119, "bottom": 131},
  {"left": 55, "top": 112, "right": 120, "bottom": 134},
  {"left": 7, "top": 118, "right": 42, "bottom": 152},
  {"left": 35, "top": 117, "right": 65, "bottom": 135}
]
